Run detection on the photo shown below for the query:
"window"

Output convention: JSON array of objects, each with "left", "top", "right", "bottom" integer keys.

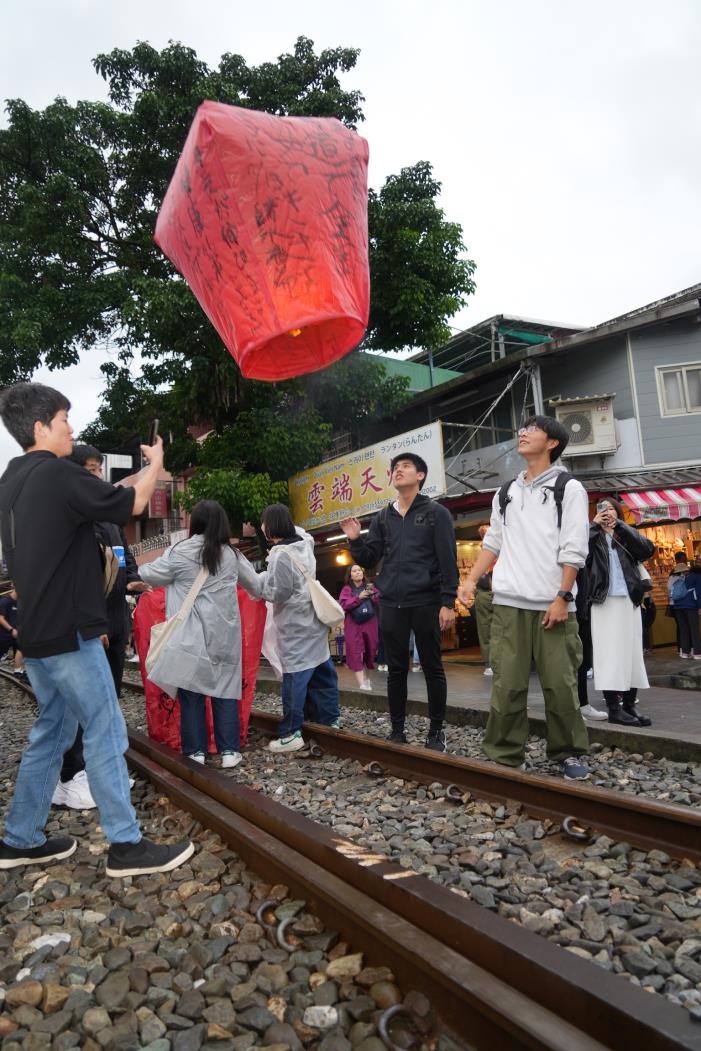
[{"left": 656, "top": 363, "right": 701, "bottom": 416}]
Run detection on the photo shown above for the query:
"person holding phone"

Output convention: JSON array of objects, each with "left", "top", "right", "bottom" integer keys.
[
  {"left": 586, "top": 497, "right": 655, "bottom": 726},
  {"left": 339, "top": 564, "right": 380, "bottom": 690}
]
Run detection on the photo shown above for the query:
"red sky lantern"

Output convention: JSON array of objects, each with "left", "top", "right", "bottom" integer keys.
[{"left": 155, "top": 101, "right": 370, "bottom": 381}]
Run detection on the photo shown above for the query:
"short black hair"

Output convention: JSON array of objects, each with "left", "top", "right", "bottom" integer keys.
[
  {"left": 0, "top": 382, "right": 71, "bottom": 451},
  {"left": 390, "top": 452, "right": 428, "bottom": 489},
  {"left": 261, "top": 503, "right": 296, "bottom": 540},
  {"left": 68, "top": 444, "right": 104, "bottom": 467},
  {"left": 523, "top": 415, "right": 569, "bottom": 463}
]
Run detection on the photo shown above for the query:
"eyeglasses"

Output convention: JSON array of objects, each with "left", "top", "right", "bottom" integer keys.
[{"left": 518, "top": 424, "right": 539, "bottom": 435}]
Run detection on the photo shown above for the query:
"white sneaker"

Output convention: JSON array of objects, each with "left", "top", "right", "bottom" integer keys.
[
  {"left": 187, "top": 752, "right": 206, "bottom": 764},
  {"left": 483, "top": 666, "right": 493, "bottom": 677},
  {"left": 411, "top": 664, "right": 421, "bottom": 673},
  {"left": 377, "top": 664, "right": 388, "bottom": 672},
  {"left": 586, "top": 668, "right": 593, "bottom": 680},
  {"left": 680, "top": 651, "right": 690, "bottom": 659},
  {"left": 127, "top": 654, "right": 140, "bottom": 662},
  {"left": 359, "top": 681, "right": 373, "bottom": 691},
  {"left": 269, "top": 732, "right": 305, "bottom": 753},
  {"left": 51, "top": 770, "right": 96, "bottom": 810},
  {"left": 580, "top": 704, "right": 608, "bottom": 721},
  {"left": 221, "top": 751, "right": 242, "bottom": 768}
]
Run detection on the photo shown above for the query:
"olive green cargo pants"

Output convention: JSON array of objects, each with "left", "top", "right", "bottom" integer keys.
[
  {"left": 473, "top": 588, "right": 494, "bottom": 663},
  {"left": 482, "top": 605, "right": 588, "bottom": 766}
]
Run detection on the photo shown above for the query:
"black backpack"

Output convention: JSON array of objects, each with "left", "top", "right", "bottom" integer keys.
[{"left": 497, "top": 472, "right": 576, "bottom": 529}]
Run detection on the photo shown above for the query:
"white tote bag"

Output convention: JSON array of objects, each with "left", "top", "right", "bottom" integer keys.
[
  {"left": 284, "top": 550, "right": 345, "bottom": 628},
  {"left": 145, "top": 567, "right": 209, "bottom": 678}
]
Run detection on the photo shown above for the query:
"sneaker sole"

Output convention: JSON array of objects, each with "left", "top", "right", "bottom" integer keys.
[
  {"left": 563, "top": 772, "right": 590, "bottom": 781},
  {"left": 105, "top": 841, "right": 195, "bottom": 878},
  {"left": 0, "top": 839, "right": 77, "bottom": 869}
]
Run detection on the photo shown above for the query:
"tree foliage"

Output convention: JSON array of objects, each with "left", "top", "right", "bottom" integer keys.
[
  {"left": 366, "top": 161, "right": 476, "bottom": 352},
  {"left": 0, "top": 37, "right": 475, "bottom": 511}
]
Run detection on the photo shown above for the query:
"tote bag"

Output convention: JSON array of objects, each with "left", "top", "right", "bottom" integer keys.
[
  {"left": 145, "top": 567, "right": 209, "bottom": 678},
  {"left": 284, "top": 550, "right": 345, "bottom": 628}
]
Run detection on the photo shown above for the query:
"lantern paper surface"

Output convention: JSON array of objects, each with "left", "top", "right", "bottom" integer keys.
[{"left": 155, "top": 102, "right": 370, "bottom": 381}]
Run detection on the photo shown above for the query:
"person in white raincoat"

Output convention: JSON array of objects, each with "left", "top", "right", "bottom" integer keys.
[
  {"left": 258, "top": 503, "right": 340, "bottom": 753},
  {"left": 138, "top": 500, "right": 263, "bottom": 768}
]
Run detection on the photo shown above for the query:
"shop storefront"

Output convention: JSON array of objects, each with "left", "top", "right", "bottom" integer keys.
[{"left": 621, "top": 486, "right": 701, "bottom": 646}]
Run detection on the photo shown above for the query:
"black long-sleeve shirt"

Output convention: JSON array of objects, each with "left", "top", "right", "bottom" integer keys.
[{"left": 349, "top": 494, "right": 458, "bottom": 609}]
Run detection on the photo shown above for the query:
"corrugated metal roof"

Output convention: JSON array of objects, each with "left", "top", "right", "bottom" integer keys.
[{"left": 366, "top": 353, "right": 462, "bottom": 391}]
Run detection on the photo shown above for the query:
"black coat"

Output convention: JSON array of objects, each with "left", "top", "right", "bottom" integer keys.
[
  {"left": 586, "top": 521, "right": 655, "bottom": 608},
  {"left": 349, "top": 494, "right": 458, "bottom": 609}
]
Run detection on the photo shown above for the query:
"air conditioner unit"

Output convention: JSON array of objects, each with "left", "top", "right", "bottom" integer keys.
[{"left": 552, "top": 396, "right": 618, "bottom": 457}]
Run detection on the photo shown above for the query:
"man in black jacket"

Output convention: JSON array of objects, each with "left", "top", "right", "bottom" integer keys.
[
  {"left": 0, "top": 382, "right": 192, "bottom": 876},
  {"left": 52, "top": 445, "right": 149, "bottom": 810},
  {"left": 340, "top": 454, "right": 458, "bottom": 751}
]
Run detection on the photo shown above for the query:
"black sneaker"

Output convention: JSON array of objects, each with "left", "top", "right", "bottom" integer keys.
[
  {"left": 425, "top": 730, "right": 447, "bottom": 753},
  {"left": 388, "top": 729, "right": 408, "bottom": 745},
  {"left": 106, "top": 837, "right": 194, "bottom": 878},
  {"left": 0, "top": 836, "right": 77, "bottom": 870}
]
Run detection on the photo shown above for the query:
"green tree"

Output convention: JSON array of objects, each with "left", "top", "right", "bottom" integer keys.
[
  {"left": 0, "top": 36, "right": 364, "bottom": 388},
  {"left": 1, "top": 38, "right": 474, "bottom": 513},
  {"left": 366, "top": 161, "right": 476, "bottom": 352}
]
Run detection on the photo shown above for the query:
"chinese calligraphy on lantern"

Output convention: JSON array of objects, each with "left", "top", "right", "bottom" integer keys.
[{"left": 289, "top": 423, "right": 446, "bottom": 530}]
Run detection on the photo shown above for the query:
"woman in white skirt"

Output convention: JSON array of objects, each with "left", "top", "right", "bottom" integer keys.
[{"left": 586, "top": 497, "right": 655, "bottom": 727}]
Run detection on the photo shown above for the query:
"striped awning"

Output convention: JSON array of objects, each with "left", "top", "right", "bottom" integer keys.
[{"left": 621, "top": 487, "right": 701, "bottom": 523}]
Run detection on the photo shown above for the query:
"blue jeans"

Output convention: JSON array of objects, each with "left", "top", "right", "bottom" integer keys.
[
  {"left": 4, "top": 634, "right": 140, "bottom": 848},
  {"left": 178, "top": 690, "right": 240, "bottom": 755},
  {"left": 280, "top": 657, "right": 340, "bottom": 736}
]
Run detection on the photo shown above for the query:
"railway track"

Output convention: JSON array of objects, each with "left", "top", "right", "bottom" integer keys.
[
  {"left": 6, "top": 669, "right": 701, "bottom": 1047},
  {"left": 247, "top": 711, "right": 701, "bottom": 865},
  {"left": 126, "top": 728, "right": 701, "bottom": 1050},
  {"left": 117, "top": 671, "right": 701, "bottom": 865}
]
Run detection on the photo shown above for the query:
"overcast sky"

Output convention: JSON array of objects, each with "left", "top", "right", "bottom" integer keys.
[{"left": 2, "top": 0, "right": 700, "bottom": 470}]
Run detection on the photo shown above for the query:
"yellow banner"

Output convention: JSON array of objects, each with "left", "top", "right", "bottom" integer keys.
[{"left": 288, "top": 423, "right": 446, "bottom": 531}]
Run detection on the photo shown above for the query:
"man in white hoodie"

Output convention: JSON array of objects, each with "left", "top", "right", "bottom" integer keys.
[{"left": 459, "top": 415, "right": 590, "bottom": 780}]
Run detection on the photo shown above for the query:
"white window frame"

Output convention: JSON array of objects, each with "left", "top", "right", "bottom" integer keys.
[{"left": 655, "top": 361, "right": 701, "bottom": 417}]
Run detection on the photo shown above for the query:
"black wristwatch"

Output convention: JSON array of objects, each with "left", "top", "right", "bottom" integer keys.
[{"left": 557, "top": 590, "right": 574, "bottom": 602}]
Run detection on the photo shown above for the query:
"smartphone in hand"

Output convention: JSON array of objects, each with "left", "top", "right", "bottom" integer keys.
[{"left": 148, "top": 419, "right": 160, "bottom": 446}]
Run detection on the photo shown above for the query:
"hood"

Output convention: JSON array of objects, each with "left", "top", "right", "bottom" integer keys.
[
  {"left": 0, "top": 451, "right": 55, "bottom": 512},
  {"left": 166, "top": 534, "right": 206, "bottom": 566},
  {"left": 515, "top": 464, "right": 568, "bottom": 491},
  {"left": 269, "top": 525, "right": 317, "bottom": 574}
]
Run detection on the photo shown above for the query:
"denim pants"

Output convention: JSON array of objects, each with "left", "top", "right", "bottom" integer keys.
[
  {"left": 280, "top": 657, "right": 339, "bottom": 736},
  {"left": 4, "top": 633, "right": 140, "bottom": 848},
  {"left": 178, "top": 690, "right": 240, "bottom": 755}
]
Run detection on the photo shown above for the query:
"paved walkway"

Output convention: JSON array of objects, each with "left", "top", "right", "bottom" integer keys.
[{"left": 257, "top": 646, "right": 701, "bottom": 761}]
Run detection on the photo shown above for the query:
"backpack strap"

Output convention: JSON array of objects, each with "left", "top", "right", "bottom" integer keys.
[
  {"left": 498, "top": 473, "right": 575, "bottom": 528},
  {"left": 551, "top": 472, "right": 575, "bottom": 529},
  {"left": 498, "top": 479, "right": 515, "bottom": 522}
]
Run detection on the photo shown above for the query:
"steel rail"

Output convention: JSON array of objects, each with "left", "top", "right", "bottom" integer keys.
[
  {"left": 126, "top": 728, "right": 701, "bottom": 1051},
  {"left": 129, "top": 746, "right": 610, "bottom": 1051},
  {"left": 0, "top": 667, "right": 36, "bottom": 699},
  {"left": 248, "top": 711, "right": 701, "bottom": 864}
]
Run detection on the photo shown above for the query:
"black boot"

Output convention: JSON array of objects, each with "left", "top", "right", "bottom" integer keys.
[
  {"left": 606, "top": 699, "right": 639, "bottom": 726},
  {"left": 622, "top": 700, "right": 652, "bottom": 727}
]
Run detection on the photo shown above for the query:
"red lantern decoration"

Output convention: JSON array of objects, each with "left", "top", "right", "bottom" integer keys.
[{"left": 154, "top": 102, "right": 370, "bottom": 381}]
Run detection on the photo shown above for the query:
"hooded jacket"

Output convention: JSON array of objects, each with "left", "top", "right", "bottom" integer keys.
[
  {"left": 258, "top": 527, "right": 330, "bottom": 673},
  {"left": 0, "top": 451, "right": 134, "bottom": 657},
  {"left": 482, "top": 466, "right": 589, "bottom": 611},
  {"left": 138, "top": 534, "right": 263, "bottom": 699},
  {"left": 586, "top": 521, "right": 655, "bottom": 607},
  {"left": 348, "top": 493, "right": 458, "bottom": 608}
]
